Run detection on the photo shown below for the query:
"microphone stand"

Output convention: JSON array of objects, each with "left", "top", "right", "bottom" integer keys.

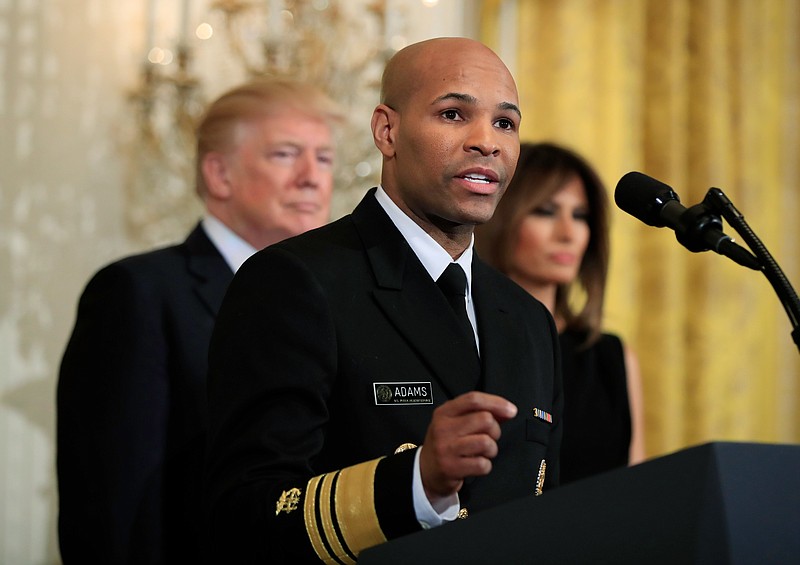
[{"left": 703, "top": 188, "right": 800, "bottom": 353}]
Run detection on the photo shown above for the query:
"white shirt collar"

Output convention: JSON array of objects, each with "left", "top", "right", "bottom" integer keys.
[
  {"left": 201, "top": 214, "right": 258, "bottom": 273},
  {"left": 374, "top": 186, "right": 474, "bottom": 291}
]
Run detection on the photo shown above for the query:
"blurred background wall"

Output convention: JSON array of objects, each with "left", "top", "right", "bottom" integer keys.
[{"left": 1, "top": 0, "right": 798, "bottom": 563}]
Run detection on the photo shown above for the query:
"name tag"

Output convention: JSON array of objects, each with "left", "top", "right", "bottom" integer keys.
[{"left": 373, "top": 382, "right": 433, "bottom": 405}]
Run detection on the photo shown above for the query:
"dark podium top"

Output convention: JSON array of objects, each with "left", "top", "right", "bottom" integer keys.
[{"left": 359, "top": 442, "right": 800, "bottom": 564}]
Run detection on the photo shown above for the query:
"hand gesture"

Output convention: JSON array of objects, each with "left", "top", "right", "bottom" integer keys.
[{"left": 419, "top": 391, "right": 517, "bottom": 503}]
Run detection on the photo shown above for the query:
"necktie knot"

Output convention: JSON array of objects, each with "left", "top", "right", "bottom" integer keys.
[{"left": 437, "top": 263, "right": 467, "bottom": 298}]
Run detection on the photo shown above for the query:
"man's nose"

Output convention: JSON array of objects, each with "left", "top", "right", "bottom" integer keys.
[
  {"left": 295, "top": 152, "right": 322, "bottom": 187},
  {"left": 465, "top": 121, "right": 500, "bottom": 157}
]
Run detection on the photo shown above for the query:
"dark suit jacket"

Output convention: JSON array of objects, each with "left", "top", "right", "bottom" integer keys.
[
  {"left": 205, "top": 189, "right": 563, "bottom": 563},
  {"left": 57, "top": 224, "right": 233, "bottom": 564}
]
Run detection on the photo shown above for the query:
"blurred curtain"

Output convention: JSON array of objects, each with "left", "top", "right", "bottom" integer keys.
[{"left": 480, "top": 0, "right": 800, "bottom": 458}]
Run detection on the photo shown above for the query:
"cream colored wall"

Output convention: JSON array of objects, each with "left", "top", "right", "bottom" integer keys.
[
  {"left": 0, "top": 1, "right": 475, "bottom": 563},
  {"left": 1, "top": 3, "right": 141, "bottom": 562}
]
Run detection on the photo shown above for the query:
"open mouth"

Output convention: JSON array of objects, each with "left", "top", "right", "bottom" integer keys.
[
  {"left": 460, "top": 173, "right": 494, "bottom": 184},
  {"left": 456, "top": 168, "right": 500, "bottom": 194}
]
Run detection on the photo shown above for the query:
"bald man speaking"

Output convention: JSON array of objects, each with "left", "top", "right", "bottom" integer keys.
[{"left": 205, "top": 37, "right": 562, "bottom": 563}]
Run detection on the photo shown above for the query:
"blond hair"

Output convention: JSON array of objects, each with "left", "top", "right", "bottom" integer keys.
[{"left": 195, "top": 79, "right": 344, "bottom": 198}]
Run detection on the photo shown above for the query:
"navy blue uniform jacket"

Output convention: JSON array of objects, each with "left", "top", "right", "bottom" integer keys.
[{"left": 205, "top": 190, "right": 563, "bottom": 563}]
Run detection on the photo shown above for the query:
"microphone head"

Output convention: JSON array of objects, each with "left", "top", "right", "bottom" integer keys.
[{"left": 614, "top": 171, "right": 681, "bottom": 228}]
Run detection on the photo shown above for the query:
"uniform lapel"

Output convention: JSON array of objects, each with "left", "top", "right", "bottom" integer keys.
[
  {"left": 352, "top": 190, "right": 481, "bottom": 399},
  {"left": 471, "top": 258, "right": 529, "bottom": 399},
  {"left": 185, "top": 223, "right": 235, "bottom": 317}
]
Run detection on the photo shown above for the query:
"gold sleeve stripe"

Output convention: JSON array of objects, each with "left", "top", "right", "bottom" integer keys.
[
  {"left": 304, "top": 474, "right": 338, "bottom": 564},
  {"left": 303, "top": 458, "right": 388, "bottom": 563},
  {"left": 335, "top": 457, "right": 387, "bottom": 555},
  {"left": 318, "top": 472, "right": 356, "bottom": 564}
]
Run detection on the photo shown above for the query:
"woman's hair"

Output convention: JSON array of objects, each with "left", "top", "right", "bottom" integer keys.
[
  {"left": 475, "top": 142, "right": 610, "bottom": 345},
  {"left": 194, "top": 79, "right": 344, "bottom": 198}
]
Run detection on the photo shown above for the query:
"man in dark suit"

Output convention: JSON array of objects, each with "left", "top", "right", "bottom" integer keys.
[
  {"left": 205, "top": 37, "right": 563, "bottom": 563},
  {"left": 56, "top": 80, "right": 342, "bottom": 564}
]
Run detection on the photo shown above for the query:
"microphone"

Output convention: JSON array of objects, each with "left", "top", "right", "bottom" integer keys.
[{"left": 615, "top": 172, "right": 761, "bottom": 270}]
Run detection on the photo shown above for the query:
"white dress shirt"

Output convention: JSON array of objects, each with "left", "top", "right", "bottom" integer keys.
[{"left": 201, "top": 214, "right": 257, "bottom": 273}]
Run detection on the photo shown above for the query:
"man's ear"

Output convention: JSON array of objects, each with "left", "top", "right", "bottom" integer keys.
[
  {"left": 371, "top": 104, "right": 397, "bottom": 158},
  {"left": 201, "top": 152, "right": 233, "bottom": 199}
]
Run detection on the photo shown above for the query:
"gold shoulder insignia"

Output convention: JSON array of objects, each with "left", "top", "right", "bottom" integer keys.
[{"left": 276, "top": 487, "right": 302, "bottom": 516}]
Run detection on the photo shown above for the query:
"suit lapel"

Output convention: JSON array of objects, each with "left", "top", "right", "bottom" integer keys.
[
  {"left": 352, "top": 191, "right": 481, "bottom": 399},
  {"left": 184, "top": 223, "right": 234, "bottom": 317}
]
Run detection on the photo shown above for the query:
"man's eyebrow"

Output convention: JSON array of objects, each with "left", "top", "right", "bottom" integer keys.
[
  {"left": 498, "top": 101, "right": 522, "bottom": 119},
  {"left": 432, "top": 92, "right": 521, "bottom": 119},
  {"left": 433, "top": 92, "right": 477, "bottom": 105}
]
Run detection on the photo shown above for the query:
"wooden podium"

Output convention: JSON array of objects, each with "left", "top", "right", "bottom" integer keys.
[{"left": 359, "top": 442, "right": 800, "bottom": 564}]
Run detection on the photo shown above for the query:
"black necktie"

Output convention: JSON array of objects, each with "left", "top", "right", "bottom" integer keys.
[{"left": 437, "top": 263, "right": 477, "bottom": 351}]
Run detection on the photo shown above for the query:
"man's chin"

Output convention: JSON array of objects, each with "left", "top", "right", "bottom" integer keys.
[
  {"left": 285, "top": 217, "right": 327, "bottom": 237},
  {"left": 460, "top": 203, "right": 501, "bottom": 226}
]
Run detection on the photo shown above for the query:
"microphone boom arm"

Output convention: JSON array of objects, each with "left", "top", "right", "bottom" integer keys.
[{"left": 703, "top": 187, "right": 800, "bottom": 352}]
